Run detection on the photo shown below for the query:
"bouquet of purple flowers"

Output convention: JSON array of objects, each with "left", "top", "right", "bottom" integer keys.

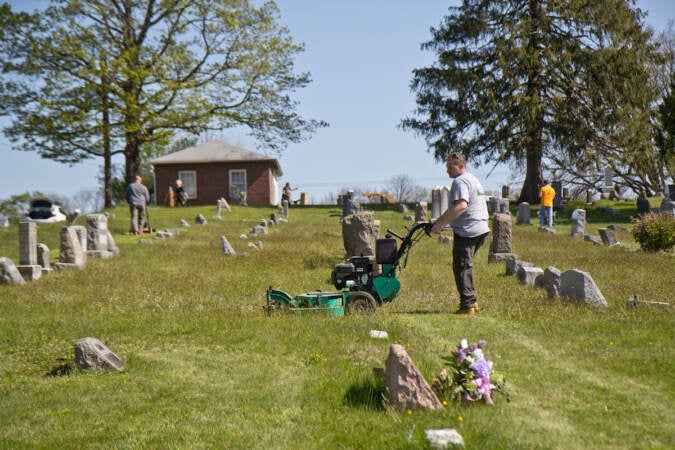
[{"left": 432, "top": 338, "right": 507, "bottom": 405}]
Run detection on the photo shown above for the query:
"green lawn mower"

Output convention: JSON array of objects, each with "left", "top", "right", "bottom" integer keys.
[{"left": 265, "top": 221, "right": 432, "bottom": 315}]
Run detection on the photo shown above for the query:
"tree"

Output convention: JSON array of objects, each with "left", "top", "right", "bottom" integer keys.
[
  {"left": 402, "top": 0, "right": 660, "bottom": 203},
  {"left": 0, "top": 1, "right": 327, "bottom": 207},
  {"left": 386, "top": 174, "right": 428, "bottom": 203}
]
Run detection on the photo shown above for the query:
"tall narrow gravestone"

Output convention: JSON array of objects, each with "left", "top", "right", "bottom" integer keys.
[
  {"left": 19, "top": 222, "right": 37, "bottom": 265},
  {"left": 17, "top": 222, "right": 42, "bottom": 281},
  {"left": 431, "top": 187, "right": 442, "bottom": 220},
  {"left": 488, "top": 213, "right": 516, "bottom": 263},
  {"left": 570, "top": 209, "right": 586, "bottom": 238}
]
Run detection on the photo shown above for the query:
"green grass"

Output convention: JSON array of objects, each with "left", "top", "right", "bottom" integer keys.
[{"left": 0, "top": 203, "right": 673, "bottom": 449}]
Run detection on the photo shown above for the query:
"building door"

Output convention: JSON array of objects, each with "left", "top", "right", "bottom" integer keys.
[{"left": 229, "top": 169, "right": 247, "bottom": 205}]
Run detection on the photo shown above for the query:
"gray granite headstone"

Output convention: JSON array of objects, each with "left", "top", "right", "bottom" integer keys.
[
  {"left": 0, "top": 257, "right": 26, "bottom": 285},
  {"left": 54, "top": 226, "right": 86, "bottom": 270},
  {"left": 195, "top": 214, "right": 207, "bottom": 225},
  {"left": 659, "top": 198, "right": 675, "bottom": 216},
  {"left": 517, "top": 266, "right": 544, "bottom": 287},
  {"left": 440, "top": 186, "right": 450, "bottom": 218},
  {"left": 37, "top": 243, "right": 51, "bottom": 270},
  {"left": 74, "top": 337, "right": 124, "bottom": 371},
  {"left": 431, "top": 187, "right": 442, "bottom": 220},
  {"left": 505, "top": 257, "right": 531, "bottom": 276},
  {"left": 499, "top": 198, "right": 510, "bottom": 214},
  {"left": 598, "top": 228, "right": 619, "bottom": 247},
  {"left": 282, "top": 200, "right": 289, "bottom": 219},
  {"left": 584, "top": 234, "right": 603, "bottom": 245},
  {"left": 560, "top": 269, "right": 607, "bottom": 308},
  {"left": 19, "top": 222, "right": 37, "bottom": 265},
  {"left": 516, "top": 202, "right": 531, "bottom": 225},
  {"left": 221, "top": 236, "right": 236, "bottom": 256},
  {"left": 570, "top": 209, "right": 586, "bottom": 237},
  {"left": 487, "top": 197, "right": 499, "bottom": 215},
  {"left": 544, "top": 266, "right": 561, "bottom": 298},
  {"left": 415, "top": 202, "right": 428, "bottom": 222}
]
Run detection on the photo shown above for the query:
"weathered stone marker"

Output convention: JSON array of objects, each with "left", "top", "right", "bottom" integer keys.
[
  {"left": 74, "top": 337, "right": 124, "bottom": 371},
  {"left": 385, "top": 344, "right": 443, "bottom": 411}
]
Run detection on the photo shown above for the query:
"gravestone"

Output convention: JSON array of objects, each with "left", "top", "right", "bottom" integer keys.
[
  {"left": 570, "top": 209, "right": 586, "bottom": 237},
  {"left": 37, "top": 243, "right": 52, "bottom": 273},
  {"left": 71, "top": 226, "right": 88, "bottom": 261},
  {"left": 560, "top": 269, "right": 607, "bottom": 308},
  {"left": 659, "top": 198, "right": 675, "bottom": 216},
  {"left": 17, "top": 222, "right": 42, "bottom": 281},
  {"left": 586, "top": 189, "right": 593, "bottom": 205},
  {"left": 342, "top": 212, "right": 379, "bottom": 258},
  {"left": 54, "top": 226, "right": 86, "bottom": 270},
  {"left": 601, "top": 166, "right": 614, "bottom": 199},
  {"left": 669, "top": 184, "right": 675, "bottom": 201},
  {"left": 501, "top": 185, "right": 510, "bottom": 199},
  {"left": 341, "top": 191, "right": 360, "bottom": 219},
  {"left": 516, "top": 202, "right": 531, "bottom": 225},
  {"left": 505, "top": 257, "right": 531, "bottom": 276},
  {"left": 415, "top": 202, "right": 428, "bottom": 222},
  {"left": 551, "top": 181, "right": 563, "bottom": 211},
  {"left": 220, "top": 236, "right": 236, "bottom": 256},
  {"left": 440, "top": 186, "right": 450, "bottom": 217},
  {"left": 105, "top": 230, "right": 119, "bottom": 256},
  {"left": 86, "top": 214, "right": 114, "bottom": 259},
  {"left": 397, "top": 203, "right": 408, "bottom": 213},
  {"left": 499, "top": 198, "right": 510, "bottom": 214},
  {"left": 74, "top": 337, "right": 124, "bottom": 371},
  {"left": 636, "top": 196, "right": 650, "bottom": 215},
  {"left": 179, "top": 218, "right": 190, "bottom": 227},
  {"left": 195, "top": 214, "right": 207, "bottom": 225},
  {"left": 282, "top": 200, "right": 289, "bottom": 218},
  {"left": 299, "top": 192, "right": 308, "bottom": 205},
  {"left": 487, "top": 197, "right": 499, "bottom": 215},
  {"left": 598, "top": 228, "right": 619, "bottom": 247},
  {"left": 431, "top": 187, "right": 442, "bottom": 219},
  {"left": 385, "top": 344, "right": 443, "bottom": 411},
  {"left": 18, "top": 222, "right": 37, "bottom": 265},
  {"left": 584, "top": 234, "right": 603, "bottom": 245},
  {"left": 488, "top": 213, "right": 515, "bottom": 263},
  {"left": 544, "top": 266, "right": 561, "bottom": 298},
  {"left": 425, "top": 429, "right": 464, "bottom": 449},
  {"left": 0, "top": 257, "right": 26, "bottom": 285},
  {"left": 517, "top": 266, "right": 544, "bottom": 287}
]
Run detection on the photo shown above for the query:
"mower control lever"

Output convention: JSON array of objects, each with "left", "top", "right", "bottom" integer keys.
[{"left": 386, "top": 229, "right": 404, "bottom": 240}]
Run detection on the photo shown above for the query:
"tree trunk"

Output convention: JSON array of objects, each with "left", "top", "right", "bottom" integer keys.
[{"left": 517, "top": 0, "right": 544, "bottom": 205}]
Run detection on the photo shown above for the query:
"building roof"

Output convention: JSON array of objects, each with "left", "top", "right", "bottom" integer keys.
[{"left": 150, "top": 139, "right": 282, "bottom": 176}]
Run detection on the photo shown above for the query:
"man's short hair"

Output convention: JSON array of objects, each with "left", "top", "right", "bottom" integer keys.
[{"left": 446, "top": 152, "right": 466, "bottom": 165}]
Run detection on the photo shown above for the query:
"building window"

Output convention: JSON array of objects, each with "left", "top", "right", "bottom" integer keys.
[
  {"left": 178, "top": 170, "right": 196, "bottom": 199},
  {"left": 229, "top": 169, "right": 247, "bottom": 204}
]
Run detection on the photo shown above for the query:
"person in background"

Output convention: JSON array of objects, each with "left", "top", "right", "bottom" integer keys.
[
  {"left": 281, "top": 182, "right": 297, "bottom": 205},
  {"left": 431, "top": 152, "right": 490, "bottom": 315},
  {"left": 175, "top": 179, "right": 187, "bottom": 206},
  {"left": 538, "top": 179, "right": 556, "bottom": 228},
  {"left": 126, "top": 175, "right": 150, "bottom": 235}
]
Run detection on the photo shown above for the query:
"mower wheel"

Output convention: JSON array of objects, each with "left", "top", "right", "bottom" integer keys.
[{"left": 345, "top": 292, "right": 377, "bottom": 315}]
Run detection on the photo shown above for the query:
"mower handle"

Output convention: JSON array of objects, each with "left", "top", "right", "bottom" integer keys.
[{"left": 386, "top": 228, "right": 404, "bottom": 240}]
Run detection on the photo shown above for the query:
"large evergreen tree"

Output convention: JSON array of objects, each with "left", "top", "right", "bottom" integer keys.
[
  {"left": 402, "top": 0, "right": 660, "bottom": 203},
  {"left": 0, "top": 0, "right": 326, "bottom": 207}
]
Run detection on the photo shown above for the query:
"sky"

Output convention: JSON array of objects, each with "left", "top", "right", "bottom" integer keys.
[{"left": 0, "top": 0, "right": 673, "bottom": 205}]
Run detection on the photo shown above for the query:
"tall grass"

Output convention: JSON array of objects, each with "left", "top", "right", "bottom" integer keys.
[{"left": 0, "top": 203, "right": 673, "bottom": 449}]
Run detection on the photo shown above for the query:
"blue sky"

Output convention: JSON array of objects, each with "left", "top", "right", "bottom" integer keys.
[{"left": 1, "top": 0, "right": 672, "bottom": 204}]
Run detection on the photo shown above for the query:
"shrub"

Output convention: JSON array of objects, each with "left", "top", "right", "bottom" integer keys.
[{"left": 631, "top": 212, "right": 675, "bottom": 251}]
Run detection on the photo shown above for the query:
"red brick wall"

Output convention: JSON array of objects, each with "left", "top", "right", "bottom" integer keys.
[{"left": 153, "top": 162, "right": 277, "bottom": 206}]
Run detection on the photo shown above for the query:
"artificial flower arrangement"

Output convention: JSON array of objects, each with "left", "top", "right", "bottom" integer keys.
[{"left": 431, "top": 338, "right": 508, "bottom": 405}]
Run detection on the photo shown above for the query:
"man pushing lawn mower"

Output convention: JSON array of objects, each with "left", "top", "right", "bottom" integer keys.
[{"left": 430, "top": 152, "right": 490, "bottom": 316}]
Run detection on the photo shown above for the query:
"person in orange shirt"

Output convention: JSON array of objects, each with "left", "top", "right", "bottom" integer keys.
[{"left": 538, "top": 179, "right": 556, "bottom": 227}]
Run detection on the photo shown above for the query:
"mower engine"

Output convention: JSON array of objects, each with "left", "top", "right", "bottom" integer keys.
[{"left": 331, "top": 256, "right": 374, "bottom": 291}]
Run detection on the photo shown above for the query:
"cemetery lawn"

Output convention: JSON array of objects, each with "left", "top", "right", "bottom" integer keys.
[{"left": 0, "top": 203, "right": 672, "bottom": 449}]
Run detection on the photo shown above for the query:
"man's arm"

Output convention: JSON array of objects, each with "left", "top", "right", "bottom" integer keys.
[{"left": 431, "top": 199, "right": 468, "bottom": 233}]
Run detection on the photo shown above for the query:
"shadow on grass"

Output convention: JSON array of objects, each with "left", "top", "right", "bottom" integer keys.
[
  {"left": 46, "top": 362, "right": 74, "bottom": 377},
  {"left": 343, "top": 375, "right": 386, "bottom": 411}
]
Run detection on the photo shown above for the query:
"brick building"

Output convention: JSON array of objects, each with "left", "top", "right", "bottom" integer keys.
[{"left": 150, "top": 140, "right": 282, "bottom": 206}]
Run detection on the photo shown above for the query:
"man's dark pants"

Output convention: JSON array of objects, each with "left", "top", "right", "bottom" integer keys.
[{"left": 452, "top": 232, "right": 489, "bottom": 309}]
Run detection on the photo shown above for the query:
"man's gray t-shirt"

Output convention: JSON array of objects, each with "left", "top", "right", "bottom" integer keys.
[{"left": 449, "top": 172, "right": 489, "bottom": 237}]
